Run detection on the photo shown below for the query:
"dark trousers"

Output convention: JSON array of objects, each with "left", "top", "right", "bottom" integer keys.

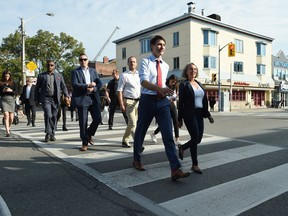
[
  {"left": 182, "top": 108, "right": 204, "bottom": 166},
  {"left": 42, "top": 97, "right": 59, "bottom": 135},
  {"left": 57, "top": 105, "right": 67, "bottom": 128},
  {"left": 133, "top": 94, "right": 181, "bottom": 170},
  {"left": 77, "top": 96, "right": 101, "bottom": 145},
  {"left": 108, "top": 98, "right": 128, "bottom": 127},
  {"left": 154, "top": 102, "right": 179, "bottom": 138},
  {"left": 24, "top": 99, "right": 36, "bottom": 124}
]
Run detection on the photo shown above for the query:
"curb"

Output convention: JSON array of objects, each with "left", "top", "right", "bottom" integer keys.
[{"left": 0, "top": 196, "right": 11, "bottom": 216}]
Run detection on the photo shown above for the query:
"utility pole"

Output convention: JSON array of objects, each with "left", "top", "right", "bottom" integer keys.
[
  {"left": 20, "top": 13, "right": 54, "bottom": 86},
  {"left": 218, "top": 42, "right": 233, "bottom": 112}
]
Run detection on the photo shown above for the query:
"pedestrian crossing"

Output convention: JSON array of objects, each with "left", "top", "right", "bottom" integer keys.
[{"left": 9, "top": 111, "right": 288, "bottom": 216}]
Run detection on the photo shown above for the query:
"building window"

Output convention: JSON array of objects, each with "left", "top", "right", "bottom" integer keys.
[
  {"left": 256, "top": 42, "right": 266, "bottom": 56},
  {"left": 234, "top": 61, "right": 243, "bottom": 72},
  {"left": 203, "top": 56, "right": 216, "bottom": 69},
  {"left": 235, "top": 39, "right": 243, "bottom": 53},
  {"left": 122, "top": 47, "right": 126, "bottom": 59},
  {"left": 122, "top": 67, "right": 126, "bottom": 73},
  {"left": 257, "top": 64, "right": 266, "bottom": 75},
  {"left": 140, "top": 38, "right": 151, "bottom": 54},
  {"left": 173, "top": 32, "right": 179, "bottom": 47},
  {"left": 203, "top": 30, "right": 216, "bottom": 46},
  {"left": 232, "top": 90, "right": 246, "bottom": 101},
  {"left": 173, "top": 57, "right": 180, "bottom": 70}
]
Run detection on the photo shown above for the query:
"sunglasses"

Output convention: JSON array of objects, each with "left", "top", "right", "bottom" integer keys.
[{"left": 79, "top": 59, "right": 88, "bottom": 61}]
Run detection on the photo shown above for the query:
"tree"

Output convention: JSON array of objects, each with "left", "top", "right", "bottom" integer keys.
[{"left": 0, "top": 30, "right": 85, "bottom": 91}]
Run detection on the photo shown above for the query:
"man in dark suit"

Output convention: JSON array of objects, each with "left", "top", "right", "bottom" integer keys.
[
  {"left": 71, "top": 53, "right": 102, "bottom": 151},
  {"left": 20, "top": 78, "right": 37, "bottom": 126},
  {"left": 106, "top": 69, "right": 128, "bottom": 130},
  {"left": 35, "top": 60, "right": 69, "bottom": 142}
]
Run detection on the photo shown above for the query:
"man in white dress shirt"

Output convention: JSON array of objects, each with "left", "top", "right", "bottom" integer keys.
[{"left": 117, "top": 56, "right": 141, "bottom": 147}]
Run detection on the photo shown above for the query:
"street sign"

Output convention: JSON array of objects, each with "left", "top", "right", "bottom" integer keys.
[
  {"left": 26, "top": 61, "right": 37, "bottom": 77},
  {"left": 26, "top": 61, "right": 37, "bottom": 71}
]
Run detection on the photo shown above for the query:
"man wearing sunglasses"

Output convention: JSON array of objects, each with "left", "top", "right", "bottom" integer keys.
[
  {"left": 35, "top": 60, "right": 69, "bottom": 142},
  {"left": 71, "top": 53, "right": 103, "bottom": 151}
]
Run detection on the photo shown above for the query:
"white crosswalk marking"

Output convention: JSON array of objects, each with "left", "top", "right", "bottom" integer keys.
[
  {"left": 160, "top": 164, "right": 288, "bottom": 216},
  {"left": 9, "top": 111, "right": 288, "bottom": 216}
]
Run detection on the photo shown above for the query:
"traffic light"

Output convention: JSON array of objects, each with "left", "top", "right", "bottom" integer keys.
[
  {"left": 212, "top": 73, "right": 217, "bottom": 82},
  {"left": 228, "top": 43, "right": 235, "bottom": 57}
]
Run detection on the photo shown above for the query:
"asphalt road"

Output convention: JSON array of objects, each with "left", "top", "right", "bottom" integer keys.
[{"left": 1, "top": 108, "right": 288, "bottom": 216}]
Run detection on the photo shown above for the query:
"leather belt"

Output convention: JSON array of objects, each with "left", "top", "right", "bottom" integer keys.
[
  {"left": 146, "top": 95, "right": 166, "bottom": 101},
  {"left": 125, "top": 97, "right": 140, "bottom": 101}
]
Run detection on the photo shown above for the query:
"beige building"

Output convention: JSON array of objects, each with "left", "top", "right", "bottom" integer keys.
[{"left": 114, "top": 3, "right": 274, "bottom": 111}]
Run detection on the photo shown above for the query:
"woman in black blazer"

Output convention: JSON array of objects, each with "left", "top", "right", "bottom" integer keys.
[{"left": 177, "top": 63, "right": 214, "bottom": 174}]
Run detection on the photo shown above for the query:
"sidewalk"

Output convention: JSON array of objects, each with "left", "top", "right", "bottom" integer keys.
[{"left": 0, "top": 130, "right": 156, "bottom": 216}]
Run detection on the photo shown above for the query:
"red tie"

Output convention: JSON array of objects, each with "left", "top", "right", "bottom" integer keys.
[{"left": 156, "top": 59, "right": 162, "bottom": 87}]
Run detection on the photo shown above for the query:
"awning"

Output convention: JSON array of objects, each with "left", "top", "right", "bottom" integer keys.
[{"left": 220, "top": 72, "right": 261, "bottom": 83}]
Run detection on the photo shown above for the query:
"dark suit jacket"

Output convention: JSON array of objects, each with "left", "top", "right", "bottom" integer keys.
[
  {"left": 20, "top": 84, "right": 36, "bottom": 106},
  {"left": 71, "top": 67, "right": 102, "bottom": 107},
  {"left": 34, "top": 72, "right": 68, "bottom": 104},
  {"left": 178, "top": 79, "right": 211, "bottom": 121}
]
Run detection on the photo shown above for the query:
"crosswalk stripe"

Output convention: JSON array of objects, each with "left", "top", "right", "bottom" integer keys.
[
  {"left": 103, "top": 144, "right": 283, "bottom": 188},
  {"left": 160, "top": 163, "right": 288, "bottom": 216}
]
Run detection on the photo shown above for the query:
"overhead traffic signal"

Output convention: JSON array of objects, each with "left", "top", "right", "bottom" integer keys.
[
  {"left": 228, "top": 43, "right": 235, "bottom": 57},
  {"left": 212, "top": 73, "right": 217, "bottom": 82}
]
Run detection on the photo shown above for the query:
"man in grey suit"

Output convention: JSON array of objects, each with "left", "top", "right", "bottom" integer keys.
[
  {"left": 35, "top": 60, "right": 69, "bottom": 142},
  {"left": 71, "top": 53, "right": 102, "bottom": 151}
]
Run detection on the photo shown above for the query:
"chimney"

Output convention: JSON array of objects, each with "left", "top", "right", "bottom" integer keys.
[
  {"left": 201, "top": 9, "right": 205, "bottom": 16},
  {"left": 103, "top": 56, "right": 109, "bottom": 64},
  {"left": 187, "top": 2, "right": 195, "bottom": 13}
]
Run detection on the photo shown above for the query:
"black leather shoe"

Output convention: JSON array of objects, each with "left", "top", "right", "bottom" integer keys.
[
  {"left": 88, "top": 136, "right": 94, "bottom": 145},
  {"left": 32, "top": 123, "right": 36, "bottom": 127},
  {"left": 133, "top": 160, "right": 145, "bottom": 171},
  {"left": 50, "top": 135, "right": 56, "bottom": 141},
  {"left": 108, "top": 126, "right": 113, "bottom": 130},
  {"left": 178, "top": 144, "right": 184, "bottom": 160},
  {"left": 44, "top": 134, "right": 49, "bottom": 142},
  {"left": 171, "top": 169, "right": 191, "bottom": 181},
  {"left": 122, "top": 142, "right": 131, "bottom": 148},
  {"left": 27, "top": 122, "right": 30, "bottom": 126},
  {"left": 62, "top": 126, "right": 68, "bottom": 131}
]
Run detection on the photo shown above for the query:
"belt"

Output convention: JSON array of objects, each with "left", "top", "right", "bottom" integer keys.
[
  {"left": 146, "top": 94, "right": 166, "bottom": 101},
  {"left": 124, "top": 97, "right": 140, "bottom": 101}
]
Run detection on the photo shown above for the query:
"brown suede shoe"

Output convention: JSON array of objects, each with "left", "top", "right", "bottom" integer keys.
[
  {"left": 79, "top": 145, "right": 88, "bottom": 151},
  {"left": 133, "top": 160, "right": 145, "bottom": 171},
  {"left": 171, "top": 169, "right": 191, "bottom": 181}
]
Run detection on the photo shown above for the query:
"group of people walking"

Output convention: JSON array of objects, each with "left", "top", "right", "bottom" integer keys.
[{"left": 0, "top": 35, "right": 214, "bottom": 181}]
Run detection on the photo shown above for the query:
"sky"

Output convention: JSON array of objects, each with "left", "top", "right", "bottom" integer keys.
[{"left": 1, "top": 0, "right": 287, "bottom": 61}]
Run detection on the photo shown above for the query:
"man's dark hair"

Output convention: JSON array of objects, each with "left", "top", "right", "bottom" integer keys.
[{"left": 150, "top": 35, "right": 166, "bottom": 49}]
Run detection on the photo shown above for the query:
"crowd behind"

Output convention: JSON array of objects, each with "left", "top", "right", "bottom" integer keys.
[{"left": 0, "top": 35, "right": 215, "bottom": 181}]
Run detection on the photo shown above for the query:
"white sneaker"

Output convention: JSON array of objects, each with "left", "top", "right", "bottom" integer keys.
[{"left": 150, "top": 133, "right": 157, "bottom": 143}]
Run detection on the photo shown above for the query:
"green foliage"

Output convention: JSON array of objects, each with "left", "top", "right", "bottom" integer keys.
[{"left": 0, "top": 29, "right": 85, "bottom": 90}]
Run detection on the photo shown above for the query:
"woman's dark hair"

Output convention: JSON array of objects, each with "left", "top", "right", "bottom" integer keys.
[
  {"left": 1, "top": 69, "right": 12, "bottom": 82},
  {"left": 165, "top": 74, "right": 178, "bottom": 89}
]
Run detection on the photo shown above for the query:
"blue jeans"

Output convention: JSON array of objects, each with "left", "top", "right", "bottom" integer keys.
[{"left": 133, "top": 94, "right": 181, "bottom": 170}]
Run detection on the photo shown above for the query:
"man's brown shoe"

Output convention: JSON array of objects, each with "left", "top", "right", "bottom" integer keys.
[
  {"left": 80, "top": 145, "right": 88, "bottom": 151},
  {"left": 133, "top": 160, "right": 145, "bottom": 171},
  {"left": 171, "top": 169, "right": 191, "bottom": 181}
]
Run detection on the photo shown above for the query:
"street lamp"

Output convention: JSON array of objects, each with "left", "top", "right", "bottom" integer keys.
[{"left": 20, "top": 13, "right": 54, "bottom": 86}]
